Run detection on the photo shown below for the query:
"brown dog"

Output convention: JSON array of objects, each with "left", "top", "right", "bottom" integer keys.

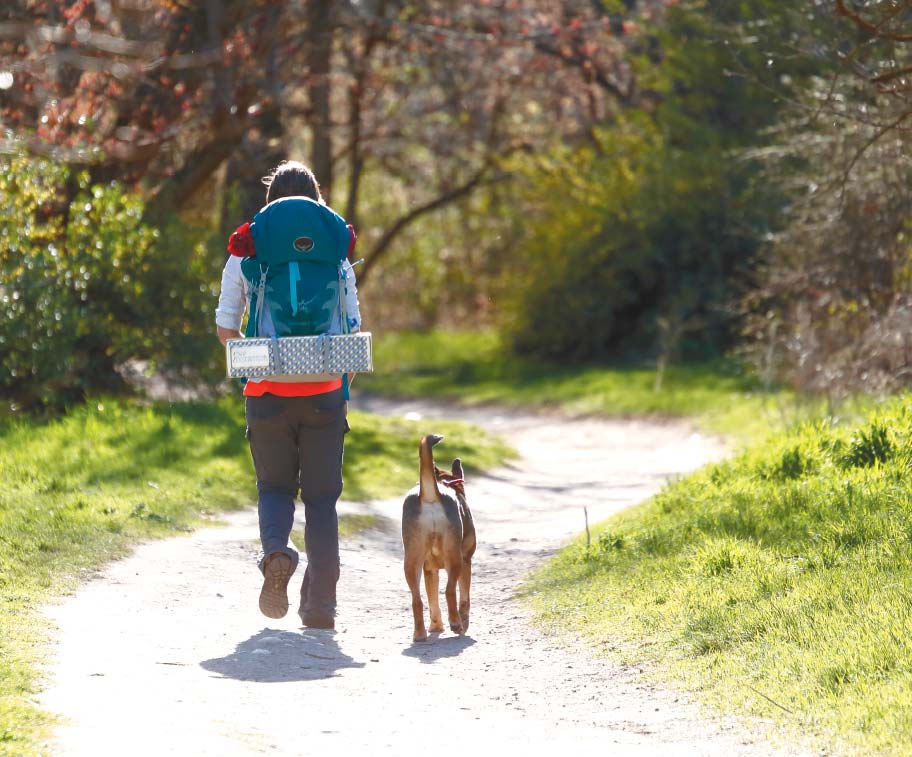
[{"left": 401, "top": 434, "right": 476, "bottom": 642}]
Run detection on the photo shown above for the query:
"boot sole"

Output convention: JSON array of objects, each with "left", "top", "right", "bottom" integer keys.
[{"left": 259, "top": 554, "right": 294, "bottom": 619}]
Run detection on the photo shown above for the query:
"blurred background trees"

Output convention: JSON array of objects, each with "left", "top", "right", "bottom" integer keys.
[
  {"left": 502, "top": 1, "right": 798, "bottom": 363},
  {"left": 739, "top": 0, "right": 912, "bottom": 397},
  {"left": 2, "top": 0, "right": 912, "bottom": 412}
]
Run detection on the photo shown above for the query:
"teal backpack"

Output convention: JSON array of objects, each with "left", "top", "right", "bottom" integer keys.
[{"left": 240, "top": 196, "right": 352, "bottom": 339}]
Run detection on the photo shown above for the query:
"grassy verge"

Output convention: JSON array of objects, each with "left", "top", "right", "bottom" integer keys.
[
  {"left": 0, "top": 396, "right": 511, "bottom": 755},
  {"left": 359, "top": 329, "right": 818, "bottom": 441},
  {"left": 523, "top": 394, "right": 912, "bottom": 755},
  {"left": 292, "top": 513, "right": 386, "bottom": 550}
]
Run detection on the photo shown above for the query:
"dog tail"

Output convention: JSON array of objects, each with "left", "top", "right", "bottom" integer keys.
[{"left": 419, "top": 434, "right": 444, "bottom": 502}]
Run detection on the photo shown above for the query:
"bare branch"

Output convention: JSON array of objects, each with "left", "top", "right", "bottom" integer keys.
[
  {"left": 835, "top": 0, "right": 912, "bottom": 42},
  {"left": 358, "top": 165, "right": 501, "bottom": 285},
  {"left": 872, "top": 62, "right": 912, "bottom": 85}
]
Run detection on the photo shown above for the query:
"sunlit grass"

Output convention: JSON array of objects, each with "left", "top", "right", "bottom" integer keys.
[
  {"left": 291, "top": 513, "right": 389, "bottom": 551},
  {"left": 359, "top": 329, "right": 828, "bottom": 442},
  {"left": 523, "top": 394, "right": 912, "bottom": 755},
  {"left": 0, "top": 396, "right": 512, "bottom": 755}
]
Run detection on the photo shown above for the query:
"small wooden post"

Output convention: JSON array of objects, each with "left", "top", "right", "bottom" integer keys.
[{"left": 584, "top": 507, "right": 591, "bottom": 549}]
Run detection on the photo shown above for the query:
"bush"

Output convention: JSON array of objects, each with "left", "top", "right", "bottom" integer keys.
[
  {"left": 499, "top": 4, "right": 789, "bottom": 364},
  {"left": 743, "top": 111, "right": 912, "bottom": 398},
  {"left": 502, "top": 122, "right": 768, "bottom": 363},
  {"left": 0, "top": 156, "right": 223, "bottom": 413}
]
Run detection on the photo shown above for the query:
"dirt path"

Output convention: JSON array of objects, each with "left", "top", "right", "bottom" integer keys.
[{"left": 38, "top": 399, "right": 799, "bottom": 756}]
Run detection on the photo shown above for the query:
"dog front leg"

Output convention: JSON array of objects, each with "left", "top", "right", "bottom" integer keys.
[
  {"left": 405, "top": 556, "right": 427, "bottom": 642},
  {"left": 424, "top": 566, "right": 444, "bottom": 633},
  {"left": 458, "top": 558, "right": 471, "bottom": 632}
]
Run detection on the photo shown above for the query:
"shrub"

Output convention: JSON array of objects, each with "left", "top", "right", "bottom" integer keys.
[
  {"left": 841, "top": 421, "right": 894, "bottom": 469},
  {"left": 502, "top": 125, "right": 768, "bottom": 363},
  {"left": 0, "top": 156, "right": 222, "bottom": 413},
  {"left": 499, "top": 3, "right": 789, "bottom": 364}
]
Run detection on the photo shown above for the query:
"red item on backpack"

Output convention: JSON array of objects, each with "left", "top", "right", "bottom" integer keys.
[
  {"left": 228, "top": 222, "right": 255, "bottom": 257},
  {"left": 346, "top": 223, "right": 356, "bottom": 261}
]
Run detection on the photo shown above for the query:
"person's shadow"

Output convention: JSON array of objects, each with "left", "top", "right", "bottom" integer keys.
[{"left": 201, "top": 628, "right": 365, "bottom": 683}]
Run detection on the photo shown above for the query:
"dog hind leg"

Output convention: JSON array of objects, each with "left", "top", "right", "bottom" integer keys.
[
  {"left": 404, "top": 554, "right": 428, "bottom": 642},
  {"left": 444, "top": 554, "right": 464, "bottom": 635},
  {"left": 458, "top": 558, "right": 471, "bottom": 632},
  {"left": 424, "top": 565, "right": 444, "bottom": 632}
]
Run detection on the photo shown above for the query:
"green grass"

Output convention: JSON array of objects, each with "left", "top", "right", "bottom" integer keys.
[
  {"left": 337, "top": 513, "right": 382, "bottom": 538},
  {"left": 340, "top": 408, "right": 514, "bottom": 500},
  {"left": 0, "top": 396, "right": 512, "bottom": 755},
  {"left": 291, "top": 513, "right": 388, "bottom": 550},
  {"left": 360, "top": 329, "right": 817, "bottom": 441},
  {"left": 523, "top": 394, "right": 912, "bottom": 755}
]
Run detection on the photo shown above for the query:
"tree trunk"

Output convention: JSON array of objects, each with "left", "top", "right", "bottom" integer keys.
[
  {"left": 220, "top": 107, "right": 286, "bottom": 235},
  {"left": 307, "top": 0, "right": 334, "bottom": 199},
  {"left": 220, "top": 10, "right": 286, "bottom": 235}
]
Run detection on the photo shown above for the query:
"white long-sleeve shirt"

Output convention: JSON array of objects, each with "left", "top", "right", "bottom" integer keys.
[{"left": 215, "top": 255, "right": 362, "bottom": 337}]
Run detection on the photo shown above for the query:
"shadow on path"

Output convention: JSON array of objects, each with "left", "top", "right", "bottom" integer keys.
[
  {"left": 201, "top": 629, "right": 365, "bottom": 683},
  {"left": 401, "top": 634, "right": 476, "bottom": 663}
]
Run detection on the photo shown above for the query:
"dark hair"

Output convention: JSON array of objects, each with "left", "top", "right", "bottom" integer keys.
[{"left": 262, "top": 160, "right": 323, "bottom": 204}]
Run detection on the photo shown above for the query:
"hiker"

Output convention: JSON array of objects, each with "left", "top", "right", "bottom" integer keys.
[{"left": 215, "top": 160, "right": 361, "bottom": 630}]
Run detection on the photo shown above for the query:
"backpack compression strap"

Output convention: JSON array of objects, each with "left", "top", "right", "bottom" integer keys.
[{"left": 245, "top": 264, "right": 269, "bottom": 338}]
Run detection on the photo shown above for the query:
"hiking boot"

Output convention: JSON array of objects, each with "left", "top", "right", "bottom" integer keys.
[
  {"left": 259, "top": 553, "right": 295, "bottom": 619},
  {"left": 299, "top": 609, "right": 335, "bottom": 630}
]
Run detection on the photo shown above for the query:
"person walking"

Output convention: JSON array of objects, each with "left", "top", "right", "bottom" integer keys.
[{"left": 215, "top": 160, "right": 361, "bottom": 630}]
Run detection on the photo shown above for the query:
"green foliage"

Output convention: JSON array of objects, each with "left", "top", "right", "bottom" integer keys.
[
  {"left": 502, "top": 119, "right": 662, "bottom": 360},
  {"left": 499, "top": 2, "right": 798, "bottom": 364},
  {"left": 725, "top": 2, "right": 912, "bottom": 397},
  {"left": 361, "top": 329, "right": 818, "bottom": 441},
  {"left": 0, "top": 156, "right": 222, "bottom": 414},
  {"left": 768, "top": 445, "right": 812, "bottom": 480},
  {"left": 526, "top": 395, "right": 912, "bottom": 754},
  {"left": 349, "top": 166, "right": 511, "bottom": 331},
  {"left": 596, "top": 529, "right": 626, "bottom": 553},
  {"left": 0, "top": 396, "right": 512, "bottom": 751},
  {"left": 504, "top": 123, "right": 768, "bottom": 361},
  {"left": 293, "top": 514, "right": 387, "bottom": 549},
  {"left": 343, "top": 408, "right": 515, "bottom": 500},
  {"left": 841, "top": 421, "right": 895, "bottom": 469}
]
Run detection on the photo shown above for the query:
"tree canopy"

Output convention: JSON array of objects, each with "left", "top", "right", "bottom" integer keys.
[
  {"left": 1, "top": 0, "right": 675, "bottom": 281},
  {"left": 3, "top": 0, "right": 912, "bottom": 411}
]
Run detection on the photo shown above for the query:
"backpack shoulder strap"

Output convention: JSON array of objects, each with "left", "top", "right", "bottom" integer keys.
[{"left": 240, "top": 259, "right": 269, "bottom": 338}]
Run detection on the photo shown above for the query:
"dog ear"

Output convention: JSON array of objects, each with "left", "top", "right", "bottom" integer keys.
[{"left": 452, "top": 458, "right": 464, "bottom": 478}]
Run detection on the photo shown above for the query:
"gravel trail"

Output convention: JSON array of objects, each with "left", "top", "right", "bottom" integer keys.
[{"left": 38, "top": 398, "right": 802, "bottom": 756}]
